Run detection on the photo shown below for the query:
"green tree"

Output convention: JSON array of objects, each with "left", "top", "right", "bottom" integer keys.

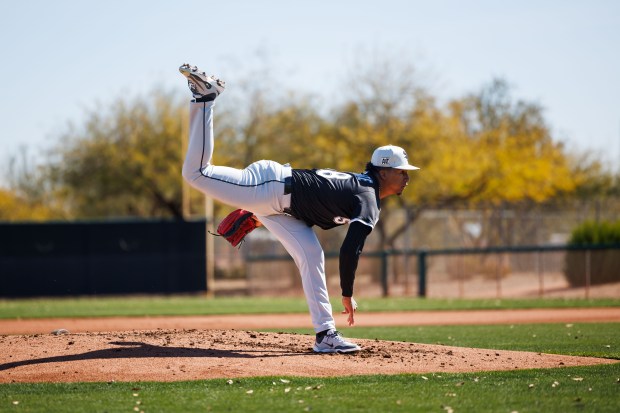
[
  {"left": 1, "top": 148, "right": 64, "bottom": 221},
  {"left": 45, "top": 91, "right": 186, "bottom": 219},
  {"left": 445, "top": 79, "right": 578, "bottom": 246},
  {"left": 0, "top": 188, "right": 59, "bottom": 221},
  {"left": 328, "top": 75, "right": 583, "bottom": 250},
  {"left": 5, "top": 62, "right": 610, "bottom": 234},
  {"left": 215, "top": 92, "right": 328, "bottom": 169}
]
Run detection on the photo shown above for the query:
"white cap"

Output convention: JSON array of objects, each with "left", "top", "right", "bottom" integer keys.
[{"left": 371, "top": 145, "right": 420, "bottom": 170}]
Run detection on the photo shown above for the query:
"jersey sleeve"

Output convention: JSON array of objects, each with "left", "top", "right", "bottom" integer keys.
[
  {"left": 349, "top": 190, "right": 380, "bottom": 228},
  {"left": 339, "top": 221, "right": 372, "bottom": 297}
]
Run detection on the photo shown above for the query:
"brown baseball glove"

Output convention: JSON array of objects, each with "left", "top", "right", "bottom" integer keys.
[{"left": 215, "top": 209, "right": 261, "bottom": 247}]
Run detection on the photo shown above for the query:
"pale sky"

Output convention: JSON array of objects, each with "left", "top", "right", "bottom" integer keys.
[{"left": 1, "top": 0, "right": 619, "bottom": 185}]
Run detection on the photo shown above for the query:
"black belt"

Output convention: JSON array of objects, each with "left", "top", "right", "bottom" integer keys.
[
  {"left": 283, "top": 176, "right": 293, "bottom": 215},
  {"left": 283, "top": 176, "right": 292, "bottom": 195}
]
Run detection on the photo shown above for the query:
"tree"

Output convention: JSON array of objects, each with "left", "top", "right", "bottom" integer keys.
[
  {"left": 1, "top": 147, "right": 64, "bottom": 221},
  {"left": 442, "top": 80, "right": 578, "bottom": 246},
  {"left": 215, "top": 92, "right": 329, "bottom": 170},
  {"left": 459, "top": 79, "right": 575, "bottom": 204},
  {"left": 0, "top": 188, "right": 58, "bottom": 221},
  {"left": 5, "top": 61, "right": 607, "bottom": 234},
  {"left": 44, "top": 91, "right": 186, "bottom": 219},
  {"left": 328, "top": 74, "right": 583, "bottom": 250}
]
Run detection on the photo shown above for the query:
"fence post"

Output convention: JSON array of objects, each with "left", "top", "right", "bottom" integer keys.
[
  {"left": 418, "top": 250, "right": 427, "bottom": 297},
  {"left": 536, "top": 250, "right": 544, "bottom": 298},
  {"left": 380, "top": 250, "right": 389, "bottom": 297},
  {"left": 457, "top": 255, "right": 464, "bottom": 299},
  {"left": 585, "top": 249, "right": 591, "bottom": 299}
]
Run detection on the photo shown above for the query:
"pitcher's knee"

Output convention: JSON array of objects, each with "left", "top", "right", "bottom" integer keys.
[{"left": 182, "top": 163, "right": 203, "bottom": 184}]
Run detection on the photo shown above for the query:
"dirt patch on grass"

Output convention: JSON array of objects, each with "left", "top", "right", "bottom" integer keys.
[{"left": 1, "top": 308, "right": 618, "bottom": 383}]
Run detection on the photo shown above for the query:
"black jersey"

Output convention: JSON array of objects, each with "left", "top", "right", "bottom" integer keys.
[{"left": 288, "top": 168, "right": 381, "bottom": 230}]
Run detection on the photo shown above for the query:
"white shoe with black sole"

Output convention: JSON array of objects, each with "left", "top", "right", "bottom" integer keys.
[
  {"left": 313, "top": 329, "right": 361, "bottom": 353},
  {"left": 179, "top": 63, "right": 225, "bottom": 100}
]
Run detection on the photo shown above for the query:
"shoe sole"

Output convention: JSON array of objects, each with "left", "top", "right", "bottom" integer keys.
[
  {"left": 179, "top": 65, "right": 225, "bottom": 96},
  {"left": 312, "top": 345, "right": 361, "bottom": 354}
]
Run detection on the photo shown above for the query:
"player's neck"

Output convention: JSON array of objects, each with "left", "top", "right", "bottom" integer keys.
[{"left": 379, "top": 187, "right": 397, "bottom": 199}]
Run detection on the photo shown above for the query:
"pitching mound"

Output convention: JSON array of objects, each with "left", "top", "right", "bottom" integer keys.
[{"left": 0, "top": 329, "right": 615, "bottom": 383}]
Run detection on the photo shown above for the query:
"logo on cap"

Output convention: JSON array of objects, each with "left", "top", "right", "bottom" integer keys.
[{"left": 381, "top": 157, "right": 390, "bottom": 165}]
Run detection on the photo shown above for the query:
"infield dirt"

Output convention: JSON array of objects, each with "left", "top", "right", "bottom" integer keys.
[{"left": 1, "top": 308, "right": 618, "bottom": 383}]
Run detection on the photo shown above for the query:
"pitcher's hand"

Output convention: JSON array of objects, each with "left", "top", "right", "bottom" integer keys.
[{"left": 341, "top": 296, "right": 358, "bottom": 326}]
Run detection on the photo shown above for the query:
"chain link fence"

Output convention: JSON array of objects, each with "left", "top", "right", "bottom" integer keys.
[
  {"left": 214, "top": 244, "right": 619, "bottom": 299},
  {"left": 211, "top": 203, "right": 620, "bottom": 299}
]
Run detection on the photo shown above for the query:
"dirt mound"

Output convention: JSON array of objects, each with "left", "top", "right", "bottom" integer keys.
[{"left": 0, "top": 329, "right": 615, "bottom": 383}]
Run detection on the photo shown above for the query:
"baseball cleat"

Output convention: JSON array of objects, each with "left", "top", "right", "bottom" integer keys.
[
  {"left": 179, "top": 63, "right": 225, "bottom": 100},
  {"left": 313, "top": 329, "right": 361, "bottom": 353}
]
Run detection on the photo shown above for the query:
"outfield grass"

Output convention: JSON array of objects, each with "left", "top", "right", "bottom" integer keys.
[
  {"left": 1, "top": 295, "right": 619, "bottom": 319},
  {"left": 1, "top": 297, "right": 619, "bottom": 412},
  {"left": 278, "top": 323, "right": 620, "bottom": 360},
  {"left": 1, "top": 364, "right": 619, "bottom": 413}
]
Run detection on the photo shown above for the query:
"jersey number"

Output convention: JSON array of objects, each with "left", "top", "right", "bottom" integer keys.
[{"left": 316, "top": 169, "right": 351, "bottom": 180}]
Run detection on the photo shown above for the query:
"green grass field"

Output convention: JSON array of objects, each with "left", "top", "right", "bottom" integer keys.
[
  {"left": 2, "top": 365, "right": 619, "bottom": 413},
  {"left": 1, "top": 296, "right": 619, "bottom": 412},
  {"left": 280, "top": 323, "right": 620, "bottom": 360},
  {"left": 1, "top": 295, "right": 619, "bottom": 319}
]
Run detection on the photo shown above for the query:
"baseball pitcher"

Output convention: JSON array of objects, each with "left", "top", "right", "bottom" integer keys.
[{"left": 179, "top": 64, "right": 419, "bottom": 353}]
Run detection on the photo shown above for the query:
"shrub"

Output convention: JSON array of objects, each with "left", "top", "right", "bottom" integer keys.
[
  {"left": 564, "top": 220, "right": 620, "bottom": 287},
  {"left": 568, "top": 220, "right": 620, "bottom": 245}
]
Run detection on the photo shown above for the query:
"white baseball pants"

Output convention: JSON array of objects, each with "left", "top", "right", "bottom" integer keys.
[{"left": 182, "top": 101, "right": 335, "bottom": 333}]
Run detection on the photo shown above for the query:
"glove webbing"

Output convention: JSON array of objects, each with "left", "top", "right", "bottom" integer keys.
[{"left": 208, "top": 210, "right": 255, "bottom": 248}]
